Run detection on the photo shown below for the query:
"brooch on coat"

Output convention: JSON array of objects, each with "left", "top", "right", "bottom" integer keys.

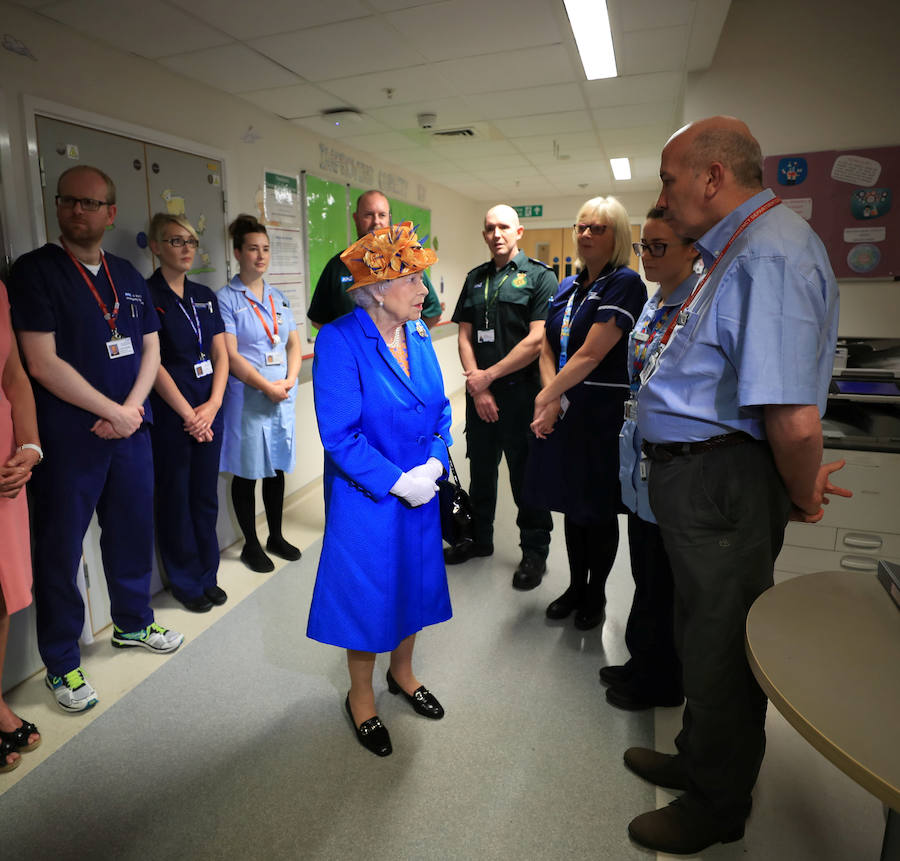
[{"left": 415, "top": 320, "right": 427, "bottom": 338}]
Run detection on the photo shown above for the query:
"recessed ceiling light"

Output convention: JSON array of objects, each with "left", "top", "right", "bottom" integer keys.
[
  {"left": 610, "top": 157, "right": 631, "bottom": 180},
  {"left": 564, "top": 0, "right": 617, "bottom": 80}
]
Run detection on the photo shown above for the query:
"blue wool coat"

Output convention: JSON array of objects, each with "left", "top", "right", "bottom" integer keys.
[{"left": 307, "top": 307, "right": 453, "bottom": 652}]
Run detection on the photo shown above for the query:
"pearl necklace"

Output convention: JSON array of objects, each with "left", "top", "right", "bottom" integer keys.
[{"left": 389, "top": 326, "right": 402, "bottom": 351}]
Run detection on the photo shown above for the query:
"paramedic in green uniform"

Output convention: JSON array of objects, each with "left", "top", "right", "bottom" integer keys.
[
  {"left": 448, "top": 204, "right": 555, "bottom": 589},
  {"left": 307, "top": 190, "right": 441, "bottom": 330}
]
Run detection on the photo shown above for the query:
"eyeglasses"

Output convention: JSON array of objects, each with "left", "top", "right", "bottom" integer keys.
[
  {"left": 160, "top": 237, "right": 200, "bottom": 249},
  {"left": 574, "top": 223, "right": 608, "bottom": 236},
  {"left": 632, "top": 241, "right": 669, "bottom": 258},
  {"left": 55, "top": 195, "right": 111, "bottom": 212}
]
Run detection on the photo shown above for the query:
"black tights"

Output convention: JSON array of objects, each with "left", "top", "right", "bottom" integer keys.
[
  {"left": 231, "top": 471, "right": 286, "bottom": 549},
  {"left": 563, "top": 513, "right": 619, "bottom": 609}
]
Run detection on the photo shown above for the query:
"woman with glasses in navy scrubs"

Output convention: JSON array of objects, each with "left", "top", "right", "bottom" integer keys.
[
  {"left": 218, "top": 215, "right": 302, "bottom": 573},
  {"left": 525, "top": 197, "right": 646, "bottom": 630},
  {"left": 147, "top": 214, "right": 228, "bottom": 613}
]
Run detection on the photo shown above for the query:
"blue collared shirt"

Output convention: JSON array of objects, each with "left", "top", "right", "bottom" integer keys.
[{"left": 637, "top": 189, "right": 839, "bottom": 444}]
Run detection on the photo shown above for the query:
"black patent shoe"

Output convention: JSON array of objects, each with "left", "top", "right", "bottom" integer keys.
[
  {"left": 574, "top": 602, "right": 605, "bottom": 630},
  {"left": 345, "top": 695, "right": 392, "bottom": 757},
  {"left": 545, "top": 588, "right": 580, "bottom": 619},
  {"left": 386, "top": 670, "right": 445, "bottom": 719},
  {"left": 443, "top": 542, "right": 493, "bottom": 565}
]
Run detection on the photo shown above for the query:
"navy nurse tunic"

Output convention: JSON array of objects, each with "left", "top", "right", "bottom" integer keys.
[
  {"left": 307, "top": 308, "right": 452, "bottom": 653},
  {"left": 524, "top": 264, "right": 646, "bottom": 524},
  {"left": 147, "top": 269, "right": 225, "bottom": 602}
]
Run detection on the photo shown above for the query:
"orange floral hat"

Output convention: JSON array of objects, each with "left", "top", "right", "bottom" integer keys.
[{"left": 341, "top": 221, "right": 437, "bottom": 290}]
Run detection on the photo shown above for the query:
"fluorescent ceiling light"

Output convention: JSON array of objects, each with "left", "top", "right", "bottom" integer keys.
[
  {"left": 610, "top": 157, "right": 631, "bottom": 180},
  {"left": 564, "top": 0, "right": 617, "bottom": 80}
]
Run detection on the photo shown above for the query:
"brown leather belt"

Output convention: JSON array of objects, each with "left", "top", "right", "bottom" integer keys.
[{"left": 642, "top": 431, "right": 756, "bottom": 462}]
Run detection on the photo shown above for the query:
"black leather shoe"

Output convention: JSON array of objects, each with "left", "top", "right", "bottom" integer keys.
[
  {"left": 628, "top": 798, "right": 745, "bottom": 854},
  {"left": 266, "top": 536, "right": 302, "bottom": 561},
  {"left": 175, "top": 594, "right": 213, "bottom": 613},
  {"left": 345, "top": 695, "right": 392, "bottom": 757},
  {"left": 386, "top": 670, "right": 444, "bottom": 719},
  {"left": 204, "top": 585, "right": 228, "bottom": 606},
  {"left": 599, "top": 664, "right": 632, "bottom": 687},
  {"left": 443, "top": 542, "right": 493, "bottom": 565},
  {"left": 607, "top": 685, "right": 684, "bottom": 712},
  {"left": 623, "top": 747, "right": 688, "bottom": 790},
  {"left": 545, "top": 588, "right": 579, "bottom": 619},
  {"left": 574, "top": 603, "right": 605, "bottom": 630},
  {"left": 240, "top": 544, "right": 275, "bottom": 573},
  {"left": 512, "top": 556, "right": 546, "bottom": 590}
]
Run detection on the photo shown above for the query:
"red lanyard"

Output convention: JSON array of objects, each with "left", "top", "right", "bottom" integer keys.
[
  {"left": 244, "top": 290, "right": 279, "bottom": 345},
  {"left": 656, "top": 197, "right": 782, "bottom": 350},
  {"left": 60, "top": 237, "right": 120, "bottom": 336}
]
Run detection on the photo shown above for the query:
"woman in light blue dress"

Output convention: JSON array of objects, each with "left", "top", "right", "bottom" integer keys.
[{"left": 218, "top": 215, "right": 302, "bottom": 572}]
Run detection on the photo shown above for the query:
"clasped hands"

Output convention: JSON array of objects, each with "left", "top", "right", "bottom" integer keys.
[
  {"left": 0, "top": 446, "right": 41, "bottom": 498},
  {"left": 390, "top": 457, "right": 444, "bottom": 507},
  {"left": 530, "top": 389, "right": 561, "bottom": 439}
]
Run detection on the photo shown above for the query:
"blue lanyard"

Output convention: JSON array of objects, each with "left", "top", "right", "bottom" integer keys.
[
  {"left": 175, "top": 292, "right": 206, "bottom": 359},
  {"left": 558, "top": 267, "right": 616, "bottom": 369}
]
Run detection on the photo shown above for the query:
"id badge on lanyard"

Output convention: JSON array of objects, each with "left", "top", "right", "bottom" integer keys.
[{"left": 106, "top": 334, "right": 134, "bottom": 359}]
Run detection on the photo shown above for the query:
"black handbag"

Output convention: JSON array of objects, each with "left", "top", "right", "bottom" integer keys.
[{"left": 437, "top": 448, "right": 474, "bottom": 548}]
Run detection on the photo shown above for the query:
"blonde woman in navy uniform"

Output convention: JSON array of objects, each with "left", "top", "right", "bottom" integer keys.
[
  {"left": 219, "top": 215, "right": 302, "bottom": 572},
  {"left": 147, "top": 213, "right": 228, "bottom": 612}
]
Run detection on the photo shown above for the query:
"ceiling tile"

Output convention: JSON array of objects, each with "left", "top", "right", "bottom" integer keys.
[
  {"left": 461, "top": 153, "right": 533, "bottom": 171},
  {"left": 512, "top": 132, "right": 600, "bottom": 155},
  {"left": 250, "top": 18, "right": 419, "bottom": 81},
  {"left": 592, "top": 101, "right": 676, "bottom": 131},
  {"left": 494, "top": 111, "right": 594, "bottom": 138},
  {"left": 431, "top": 44, "right": 577, "bottom": 95},
  {"left": 168, "top": 0, "right": 369, "bottom": 39},
  {"left": 239, "top": 83, "right": 347, "bottom": 118},
  {"left": 369, "top": 97, "right": 483, "bottom": 131},
  {"left": 318, "top": 67, "right": 457, "bottom": 110},
  {"left": 465, "top": 83, "right": 585, "bottom": 120},
  {"left": 616, "top": 0, "right": 696, "bottom": 31},
  {"left": 599, "top": 123, "right": 674, "bottom": 157},
  {"left": 385, "top": 0, "right": 563, "bottom": 62},
  {"left": 584, "top": 71, "right": 682, "bottom": 108},
  {"left": 40, "top": 0, "right": 232, "bottom": 58},
  {"left": 339, "top": 130, "right": 422, "bottom": 152},
  {"left": 618, "top": 26, "right": 690, "bottom": 76},
  {"left": 291, "top": 114, "right": 389, "bottom": 140},
  {"left": 158, "top": 43, "right": 301, "bottom": 92}
]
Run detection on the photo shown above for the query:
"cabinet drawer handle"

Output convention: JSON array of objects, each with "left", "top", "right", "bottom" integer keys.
[
  {"left": 842, "top": 534, "right": 883, "bottom": 550},
  {"left": 840, "top": 555, "right": 878, "bottom": 572}
]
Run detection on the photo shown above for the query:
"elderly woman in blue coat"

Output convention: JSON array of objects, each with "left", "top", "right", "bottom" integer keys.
[{"left": 307, "top": 222, "right": 451, "bottom": 757}]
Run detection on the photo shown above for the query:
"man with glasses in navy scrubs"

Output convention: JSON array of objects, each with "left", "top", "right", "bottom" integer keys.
[
  {"left": 621, "top": 118, "right": 843, "bottom": 854},
  {"left": 9, "top": 165, "right": 183, "bottom": 713}
]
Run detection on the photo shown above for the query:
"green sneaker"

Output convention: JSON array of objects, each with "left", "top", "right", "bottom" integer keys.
[
  {"left": 111, "top": 621, "right": 184, "bottom": 654},
  {"left": 45, "top": 667, "right": 99, "bottom": 713}
]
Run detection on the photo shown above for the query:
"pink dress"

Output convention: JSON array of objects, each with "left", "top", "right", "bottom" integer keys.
[{"left": 0, "top": 281, "right": 33, "bottom": 614}]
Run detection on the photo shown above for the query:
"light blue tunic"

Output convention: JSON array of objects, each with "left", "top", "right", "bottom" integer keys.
[
  {"left": 618, "top": 273, "right": 698, "bottom": 523},
  {"left": 638, "top": 189, "right": 840, "bottom": 444},
  {"left": 307, "top": 307, "right": 452, "bottom": 653},
  {"left": 217, "top": 275, "right": 298, "bottom": 478}
]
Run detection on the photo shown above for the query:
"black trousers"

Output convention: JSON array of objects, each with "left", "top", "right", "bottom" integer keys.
[
  {"left": 648, "top": 440, "right": 791, "bottom": 824},
  {"left": 465, "top": 382, "right": 552, "bottom": 557},
  {"left": 623, "top": 512, "right": 682, "bottom": 698}
]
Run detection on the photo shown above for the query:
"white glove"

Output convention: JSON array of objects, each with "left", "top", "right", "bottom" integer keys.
[
  {"left": 390, "top": 470, "right": 438, "bottom": 507},
  {"left": 406, "top": 457, "right": 444, "bottom": 483}
]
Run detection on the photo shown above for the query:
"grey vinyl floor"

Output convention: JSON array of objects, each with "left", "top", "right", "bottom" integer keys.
[{"left": 1, "top": 447, "right": 887, "bottom": 860}]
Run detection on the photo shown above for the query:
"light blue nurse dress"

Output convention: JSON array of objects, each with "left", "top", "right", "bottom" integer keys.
[{"left": 217, "top": 275, "right": 298, "bottom": 478}]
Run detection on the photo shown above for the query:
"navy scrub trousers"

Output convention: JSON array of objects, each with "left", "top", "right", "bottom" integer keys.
[{"left": 30, "top": 426, "right": 156, "bottom": 676}]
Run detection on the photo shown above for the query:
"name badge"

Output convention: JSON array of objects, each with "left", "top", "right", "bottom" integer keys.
[
  {"left": 624, "top": 398, "right": 638, "bottom": 421},
  {"left": 194, "top": 359, "right": 213, "bottom": 378},
  {"left": 633, "top": 331, "right": 650, "bottom": 343},
  {"left": 265, "top": 351, "right": 285, "bottom": 366},
  {"left": 477, "top": 329, "right": 495, "bottom": 343},
  {"left": 106, "top": 336, "right": 134, "bottom": 359}
]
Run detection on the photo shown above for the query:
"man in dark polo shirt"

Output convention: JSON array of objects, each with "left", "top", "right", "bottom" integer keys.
[
  {"left": 448, "top": 204, "right": 556, "bottom": 589},
  {"left": 307, "top": 189, "right": 441, "bottom": 330}
]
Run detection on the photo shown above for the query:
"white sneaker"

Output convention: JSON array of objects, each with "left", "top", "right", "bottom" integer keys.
[
  {"left": 45, "top": 667, "right": 99, "bottom": 712},
  {"left": 111, "top": 621, "right": 184, "bottom": 653}
]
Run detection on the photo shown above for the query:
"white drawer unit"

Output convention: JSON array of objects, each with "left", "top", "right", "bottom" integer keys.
[{"left": 775, "top": 448, "right": 900, "bottom": 582}]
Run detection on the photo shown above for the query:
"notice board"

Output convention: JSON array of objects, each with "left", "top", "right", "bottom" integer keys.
[{"left": 763, "top": 145, "right": 899, "bottom": 279}]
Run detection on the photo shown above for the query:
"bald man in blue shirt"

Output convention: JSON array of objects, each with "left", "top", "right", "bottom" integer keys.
[{"left": 622, "top": 117, "right": 847, "bottom": 855}]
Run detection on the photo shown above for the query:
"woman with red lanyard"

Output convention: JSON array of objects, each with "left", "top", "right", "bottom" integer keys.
[
  {"left": 147, "top": 213, "right": 229, "bottom": 612},
  {"left": 219, "top": 215, "right": 302, "bottom": 572}
]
